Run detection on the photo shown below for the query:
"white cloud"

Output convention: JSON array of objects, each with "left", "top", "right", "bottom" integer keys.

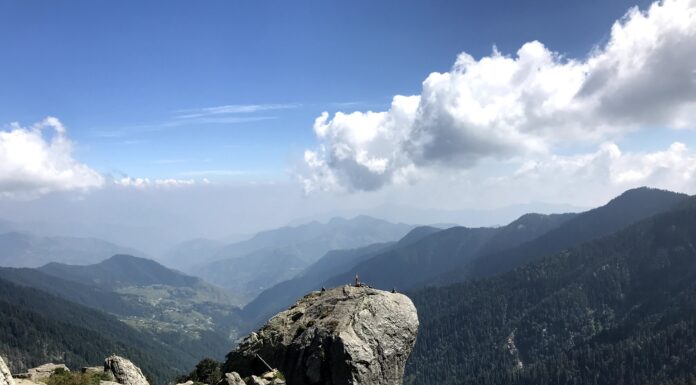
[
  {"left": 113, "top": 176, "right": 196, "bottom": 189},
  {"left": 303, "top": 0, "right": 696, "bottom": 191},
  {"left": 175, "top": 103, "right": 300, "bottom": 119},
  {"left": 0, "top": 117, "right": 104, "bottom": 198},
  {"left": 510, "top": 142, "right": 696, "bottom": 196}
]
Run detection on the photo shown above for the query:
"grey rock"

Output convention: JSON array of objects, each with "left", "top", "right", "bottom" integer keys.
[
  {"left": 82, "top": 367, "right": 105, "bottom": 375},
  {"left": 0, "top": 356, "right": 15, "bottom": 385},
  {"left": 27, "top": 364, "right": 69, "bottom": 382},
  {"left": 104, "top": 356, "right": 149, "bottom": 385},
  {"left": 223, "top": 286, "right": 419, "bottom": 385},
  {"left": 218, "top": 372, "right": 245, "bottom": 385}
]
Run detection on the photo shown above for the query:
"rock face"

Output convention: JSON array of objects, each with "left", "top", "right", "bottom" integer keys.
[
  {"left": 26, "top": 364, "right": 69, "bottom": 382},
  {"left": 0, "top": 356, "right": 15, "bottom": 385},
  {"left": 218, "top": 372, "right": 246, "bottom": 385},
  {"left": 223, "top": 286, "right": 419, "bottom": 385},
  {"left": 104, "top": 356, "right": 149, "bottom": 385}
]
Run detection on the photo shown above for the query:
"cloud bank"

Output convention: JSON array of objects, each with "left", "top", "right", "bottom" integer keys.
[
  {"left": 302, "top": 0, "right": 696, "bottom": 192},
  {"left": 0, "top": 117, "right": 104, "bottom": 198}
]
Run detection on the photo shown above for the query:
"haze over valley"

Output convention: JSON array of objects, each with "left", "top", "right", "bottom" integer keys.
[{"left": 2, "top": 0, "right": 696, "bottom": 385}]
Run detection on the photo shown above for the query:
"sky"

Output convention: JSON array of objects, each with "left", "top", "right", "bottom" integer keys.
[{"left": 1, "top": 0, "right": 696, "bottom": 251}]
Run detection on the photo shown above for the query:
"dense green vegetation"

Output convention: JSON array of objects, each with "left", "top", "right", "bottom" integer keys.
[
  {"left": 0, "top": 277, "right": 179, "bottom": 385},
  {"left": 405, "top": 199, "right": 696, "bottom": 385},
  {"left": 176, "top": 358, "right": 223, "bottom": 385},
  {"left": 0, "top": 257, "right": 243, "bottom": 376}
]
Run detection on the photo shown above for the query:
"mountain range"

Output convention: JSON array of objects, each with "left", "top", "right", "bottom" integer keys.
[
  {"left": 0, "top": 255, "right": 245, "bottom": 385},
  {"left": 2, "top": 187, "right": 696, "bottom": 385},
  {"left": 0, "top": 232, "right": 144, "bottom": 268},
  {"left": 405, "top": 194, "right": 696, "bottom": 385},
  {"left": 165, "top": 216, "right": 416, "bottom": 301},
  {"left": 242, "top": 187, "right": 687, "bottom": 327}
]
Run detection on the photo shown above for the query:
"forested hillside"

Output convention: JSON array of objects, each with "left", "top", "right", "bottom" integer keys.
[
  {"left": 0, "top": 277, "right": 188, "bottom": 385},
  {"left": 3, "top": 256, "right": 243, "bottom": 372},
  {"left": 405, "top": 198, "right": 696, "bottom": 385}
]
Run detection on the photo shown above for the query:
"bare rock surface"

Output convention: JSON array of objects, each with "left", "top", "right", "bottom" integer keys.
[
  {"left": 217, "top": 372, "right": 246, "bottom": 385},
  {"left": 27, "top": 364, "right": 69, "bottom": 382},
  {"left": 0, "top": 356, "right": 15, "bottom": 385},
  {"left": 104, "top": 356, "right": 149, "bottom": 385},
  {"left": 223, "top": 286, "right": 419, "bottom": 385}
]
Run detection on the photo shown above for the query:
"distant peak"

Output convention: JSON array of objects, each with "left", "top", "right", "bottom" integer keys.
[
  {"left": 106, "top": 254, "right": 142, "bottom": 262},
  {"left": 607, "top": 187, "right": 687, "bottom": 205}
]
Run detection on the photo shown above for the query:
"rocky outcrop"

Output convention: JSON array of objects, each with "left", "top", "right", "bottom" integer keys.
[
  {"left": 217, "top": 372, "right": 246, "bottom": 385},
  {"left": 25, "top": 364, "right": 69, "bottom": 382},
  {"left": 0, "top": 356, "right": 15, "bottom": 385},
  {"left": 223, "top": 285, "right": 419, "bottom": 385},
  {"left": 104, "top": 356, "right": 149, "bottom": 385}
]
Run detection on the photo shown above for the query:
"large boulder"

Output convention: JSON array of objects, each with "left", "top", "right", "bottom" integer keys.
[
  {"left": 217, "top": 372, "right": 246, "bottom": 385},
  {"left": 104, "top": 356, "right": 149, "bottom": 385},
  {"left": 223, "top": 286, "right": 419, "bottom": 385},
  {"left": 0, "top": 356, "right": 15, "bottom": 385}
]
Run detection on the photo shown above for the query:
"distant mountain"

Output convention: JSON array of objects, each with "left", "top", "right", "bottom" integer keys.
[
  {"left": 0, "top": 276, "right": 198, "bottom": 385},
  {"left": 243, "top": 226, "right": 444, "bottom": 326},
  {"left": 160, "top": 238, "right": 225, "bottom": 271},
  {"left": 405, "top": 195, "right": 696, "bottom": 385},
  {"left": 242, "top": 242, "right": 395, "bottom": 326},
  {"left": 322, "top": 212, "right": 576, "bottom": 292},
  {"left": 0, "top": 267, "right": 149, "bottom": 317},
  {"left": 242, "top": 214, "right": 579, "bottom": 326},
  {"left": 198, "top": 248, "right": 308, "bottom": 301},
  {"left": 32, "top": 255, "right": 244, "bottom": 364},
  {"left": 467, "top": 187, "right": 689, "bottom": 279},
  {"left": 190, "top": 216, "right": 415, "bottom": 302},
  {"left": 0, "top": 232, "right": 143, "bottom": 268},
  {"left": 242, "top": 188, "right": 687, "bottom": 328},
  {"left": 326, "top": 188, "right": 686, "bottom": 293},
  {"left": 39, "top": 254, "right": 204, "bottom": 290}
]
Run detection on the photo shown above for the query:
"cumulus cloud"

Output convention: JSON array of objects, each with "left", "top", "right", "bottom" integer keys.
[
  {"left": 0, "top": 117, "right": 104, "bottom": 198},
  {"left": 511, "top": 142, "right": 696, "bottom": 195},
  {"left": 303, "top": 0, "right": 696, "bottom": 192}
]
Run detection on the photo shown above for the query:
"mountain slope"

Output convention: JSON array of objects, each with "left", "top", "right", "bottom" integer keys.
[
  {"left": 191, "top": 216, "right": 415, "bottom": 301},
  {"left": 0, "top": 277, "right": 194, "bottom": 385},
  {"left": 39, "top": 254, "right": 202, "bottom": 290},
  {"left": 242, "top": 242, "right": 395, "bottom": 326},
  {"left": 161, "top": 238, "right": 225, "bottom": 271},
  {"left": 242, "top": 226, "right": 443, "bottom": 326},
  {"left": 467, "top": 187, "right": 689, "bottom": 279},
  {"left": 0, "top": 267, "right": 149, "bottom": 316},
  {"left": 196, "top": 248, "right": 308, "bottom": 301},
  {"left": 0, "top": 232, "right": 143, "bottom": 268},
  {"left": 405, "top": 197, "right": 696, "bottom": 385},
  {"left": 321, "top": 212, "right": 576, "bottom": 292},
  {"left": 33, "top": 255, "right": 244, "bottom": 365}
]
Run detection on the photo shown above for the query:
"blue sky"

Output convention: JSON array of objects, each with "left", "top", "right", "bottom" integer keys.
[{"left": 0, "top": 0, "right": 656, "bottom": 181}]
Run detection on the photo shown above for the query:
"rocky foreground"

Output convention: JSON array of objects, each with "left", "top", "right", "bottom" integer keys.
[
  {"left": 1, "top": 286, "right": 419, "bottom": 385},
  {"left": 224, "top": 285, "right": 419, "bottom": 385},
  {"left": 0, "top": 356, "right": 148, "bottom": 385}
]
